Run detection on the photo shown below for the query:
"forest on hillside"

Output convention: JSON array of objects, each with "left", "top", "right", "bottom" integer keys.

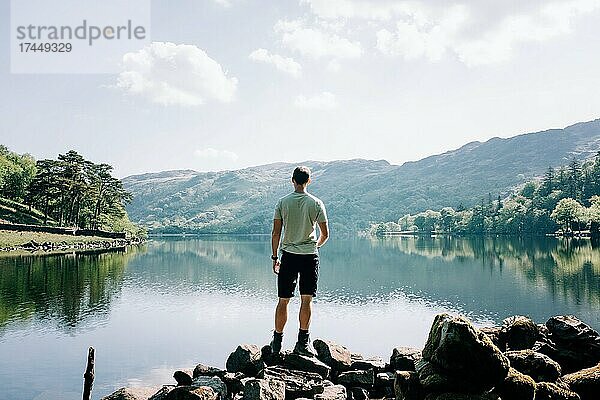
[
  {"left": 368, "top": 154, "right": 600, "bottom": 236},
  {"left": 0, "top": 145, "right": 139, "bottom": 234}
]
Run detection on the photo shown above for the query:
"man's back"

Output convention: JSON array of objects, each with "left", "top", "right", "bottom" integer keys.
[{"left": 274, "top": 191, "right": 327, "bottom": 254}]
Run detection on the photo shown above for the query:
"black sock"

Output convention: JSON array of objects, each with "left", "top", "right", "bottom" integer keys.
[{"left": 274, "top": 331, "right": 283, "bottom": 338}]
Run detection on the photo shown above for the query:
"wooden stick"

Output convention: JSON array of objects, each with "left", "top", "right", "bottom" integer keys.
[{"left": 83, "top": 347, "right": 95, "bottom": 400}]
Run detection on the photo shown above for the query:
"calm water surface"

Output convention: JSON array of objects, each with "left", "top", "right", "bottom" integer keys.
[{"left": 0, "top": 236, "right": 599, "bottom": 400}]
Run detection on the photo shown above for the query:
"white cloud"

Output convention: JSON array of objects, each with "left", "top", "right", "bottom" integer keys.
[
  {"left": 275, "top": 19, "right": 363, "bottom": 59},
  {"left": 456, "top": 0, "right": 600, "bottom": 66},
  {"left": 248, "top": 48, "right": 302, "bottom": 78},
  {"left": 374, "top": 0, "right": 600, "bottom": 67},
  {"left": 294, "top": 92, "right": 338, "bottom": 109},
  {"left": 211, "top": 0, "right": 232, "bottom": 7},
  {"left": 194, "top": 147, "right": 239, "bottom": 161},
  {"left": 300, "top": 0, "right": 427, "bottom": 21},
  {"left": 376, "top": 5, "right": 468, "bottom": 62},
  {"left": 117, "top": 42, "right": 238, "bottom": 106}
]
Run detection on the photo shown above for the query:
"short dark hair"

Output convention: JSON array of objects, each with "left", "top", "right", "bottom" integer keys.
[{"left": 292, "top": 166, "right": 311, "bottom": 185}]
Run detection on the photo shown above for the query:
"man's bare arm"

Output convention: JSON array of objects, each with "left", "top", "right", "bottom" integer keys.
[
  {"left": 272, "top": 219, "right": 283, "bottom": 273},
  {"left": 316, "top": 221, "right": 329, "bottom": 248}
]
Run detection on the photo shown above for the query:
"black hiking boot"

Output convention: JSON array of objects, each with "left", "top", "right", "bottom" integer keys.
[
  {"left": 293, "top": 330, "right": 316, "bottom": 357},
  {"left": 270, "top": 331, "right": 283, "bottom": 354}
]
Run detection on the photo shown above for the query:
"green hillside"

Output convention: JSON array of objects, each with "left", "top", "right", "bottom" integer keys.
[
  {"left": 0, "top": 198, "right": 55, "bottom": 226},
  {"left": 123, "top": 119, "right": 600, "bottom": 234}
]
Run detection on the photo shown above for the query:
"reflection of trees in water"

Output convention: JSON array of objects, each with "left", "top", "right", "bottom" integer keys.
[
  {"left": 0, "top": 246, "right": 144, "bottom": 334},
  {"left": 373, "top": 236, "right": 600, "bottom": 307}
]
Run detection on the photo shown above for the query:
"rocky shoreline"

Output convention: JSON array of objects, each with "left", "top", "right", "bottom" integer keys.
[
  {"left": 102, "top": 314, "right": 600, "bottom": 400},
  {"left": 0, "top": 237, "right": 145, "bottom": 254}
]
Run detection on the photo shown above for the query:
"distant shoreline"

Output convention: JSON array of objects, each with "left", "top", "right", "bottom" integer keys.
[{"left": 0, "top": 229, "right": 145, "bottom": 255}]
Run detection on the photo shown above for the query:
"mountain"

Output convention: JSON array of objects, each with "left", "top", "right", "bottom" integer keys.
[{"left": 124, "top": 119, "right": 600, "bottom": 234}]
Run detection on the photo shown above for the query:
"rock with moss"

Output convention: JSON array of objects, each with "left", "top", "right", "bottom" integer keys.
[
  {"left": 504, "top": 350, "right": 561, "bottom": 382},
  {"left": 493, "top": 367, "right": 535, "bottom": 400},
  {"left": 534, "top": 382, "right": 580, "bottom": 400},
  {"left": 499, "top": 315, "right": 539, "bottom": 351},
  {"left": 562, "top": 362, "right": 600, "bottom": 400},
  {"left": 420, "top": 314, "right": 510, "bottom": 392}
]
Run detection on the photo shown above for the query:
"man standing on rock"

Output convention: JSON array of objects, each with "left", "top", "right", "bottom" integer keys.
[{"left": 270, "top": 166, "right": 329, "bottom": 357}]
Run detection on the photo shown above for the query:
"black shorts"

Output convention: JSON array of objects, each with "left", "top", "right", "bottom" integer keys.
[{"left": 277, "top": 250, "right": 319, "bottom": 298}]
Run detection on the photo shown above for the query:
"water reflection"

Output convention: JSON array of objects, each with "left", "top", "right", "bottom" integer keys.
[
  {"left": 0, "top": 247, "right": 143, "bottom": 336},
  {"left": 0, "top": 236, "right": 599, "bottom": 399}
]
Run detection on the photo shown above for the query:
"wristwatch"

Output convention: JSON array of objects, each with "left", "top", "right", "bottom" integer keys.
[{"left": 271, "top": 255, "right": 278, "bottom": 260}]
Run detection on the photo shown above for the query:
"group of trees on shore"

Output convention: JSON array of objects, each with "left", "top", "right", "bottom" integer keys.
[
  {"left": 369, "top": 154, "right": 600, "bottom": 236},
  {"left": 0, "top": 146, "right": 139, "bottom": 234}
]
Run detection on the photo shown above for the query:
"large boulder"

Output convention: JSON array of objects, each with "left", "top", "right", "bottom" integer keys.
[
  {"left": 394, "top": 371, "right": 423, "bottom": 400},
  {"left": 534, "top": 382, "right": 580, "bottom": 400},
  {"left": 259, "top": 366, "right": 325, "bottom": 398},
  {"left": 149, "top": 386, "right": 175, "bottom": 400},
  {"left": 166, "top": 386, "right": 218, "bottom": 400},
  {"left": 493, "top": 367, "right": 536, "bottom": 400},
  {"left": 191, "top": 376, "right": 227, "bottom": 399},
  {"left": 499, "top": 316, "right": 538, "bottom": 351},
  {"left": 221, "top": 372, "right": 246, "bottom": 395},
  {"left": 420, "top": 314, "right": 510, "bottom": 392},
  {"left": 336, "top": 369, "right": 374, "bottom": 387},
  {"left": 390, "top": 347, "right": 422, "bottom": 371},
  {"left": 193, "top": 364, "right": 226, "bottom": 379},
  {"left": 562, "top": 363, "right": 600, "bottom": 400},
  {"left": 174, "top": 370, "right": 194, "bottom": 386},
  {"left": 350, "top": 354, "right": 386, "bottom": 371},
  {"left": 504, "top": 350, "right": 561, "bottom": 382},
  {"left": 314, "top": 384, "right": 347, "bottom": 400},
  {"left": 101, "top": 387, "right": 162, "bottom": 400},
  {"left": 281, "top": 352, "right": 331, "bottom": 378},
  {"left": 226, "top": 344, "right": 263, "bottom": 376},
  {"left": 313, "top": 339, "right": 352, "bottom": 372},
  {"left": 243, "top": 378, "right": 285, "bottom": 400},
  {"left": 542, "top": 316, "right": 600, "bottom": 372}
]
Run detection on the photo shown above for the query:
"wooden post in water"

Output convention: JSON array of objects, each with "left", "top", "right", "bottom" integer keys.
[{"left": 83, "top": 347, "right": 95, "bottom": 400}]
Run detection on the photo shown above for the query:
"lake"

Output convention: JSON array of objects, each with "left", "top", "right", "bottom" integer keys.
[{"left": 0, "top": 235, "right": 599, "bottom": 400}]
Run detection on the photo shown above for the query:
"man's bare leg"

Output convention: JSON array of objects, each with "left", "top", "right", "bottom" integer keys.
[
  {"left": 275, "top": 298, "right": 290, "bottom": 333},
  {"left": 299, "top": 295, "right": 313, "bottom": 330}
]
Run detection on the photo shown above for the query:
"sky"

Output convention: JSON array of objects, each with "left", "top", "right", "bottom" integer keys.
[{"left": 2, "top": 0, "right": 600, "bottom": 177}]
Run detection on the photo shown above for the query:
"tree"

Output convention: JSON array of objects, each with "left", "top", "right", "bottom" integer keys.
[{"left": 551, "top": 198, "right": 585, "bottom": 232}]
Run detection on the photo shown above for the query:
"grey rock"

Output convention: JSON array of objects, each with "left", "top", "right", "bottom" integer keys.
[
  {"left": 221, "top": 372, "right": 246, "bottom": 395},
  {"left": 259, "top": 366, "right": 324, "bottom": 398},
  {"left": 415, "top": 359, "right": 457, "bottom": 392},
  {"left": 165, "top": 386, "right": 218, "bottom": 400},
  {"left": 390, "top": 347, "right": 422, "bottom": 371},
  {"left": 534, "top": 382, "right": 581, "bottom": 400},
  {"left": 314, "top": 384, "right": 347, "bottom": 400},
  {"left": 193, "top": 364, "right": 226, "bottom": 378},
  {"left": 350, "top": 354, "right": 386, "bottom": 371},
  {"left": 191, "top": 376, "right": 227, "bottom": 399},
  {"left": 394, "top": 371, "right": 423, "bottom": 400},
  {"left": 493, "top": 367, "right": 535, "bottom": 400},
  {"left": 500, "top": 315, "right": 539, "bottom": 351},
  {"left": 313, "top": 339, "right": 352, "bottom": 372},
  {"left": 226, "top": 344, "right": 263, "bottom": 376},
  {"left": 101, "top": 387, "right": 162, "bottom": 400},
  {"left": 562, "top": 362, "right": 600, "bottom": 400},
  {"left": 504, "top": 349, "right": 561, "bottom": 382},
  {"left": 149, "top": 386, "right": 175, "bottom": 400},
  {"left": 174, "top": 370, "right": 194, "bottom": 386},
  {"left": 243, "top": 378, "right": 285, "bottom": 400},
  {"left": 336, "top": 370, "right": 374, "bottom": 387},
  {"left": 349, "top": 387, "right": 369, "bottom": 400},
  {"left": 421, "top": 313, "right": 509, "bottom": 392},
  {"left": 544, "top": 315, "right": 600, "bottom": 373},
  {"left": 281, "top": 352, "right": 331, "bottom": 378}
]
